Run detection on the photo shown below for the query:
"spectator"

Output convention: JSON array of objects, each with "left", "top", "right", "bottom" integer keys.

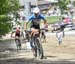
[
  {"left": 63, "top": 16, "right": 70, "bottom": 24},
  {"left": 56, "top": 30, "right": 63, "bottom": 45}
]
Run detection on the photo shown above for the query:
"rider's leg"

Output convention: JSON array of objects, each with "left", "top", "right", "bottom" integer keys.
[
  {"left": 30, "top": 27, "right": 40, "bottom": 49},
  {"left": 57, "top": 31, "right": 63, "bottom": 45},
  {"left": 30, "top": 28, "right": 36, "bottom": 49},
  {"left": 30, "top": 37, "right": 34, "bottom": 48},
  {"left": 30, "top": 24, "right": 40, "bottom": 48}
]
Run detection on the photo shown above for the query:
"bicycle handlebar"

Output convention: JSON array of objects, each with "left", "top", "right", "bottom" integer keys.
[{"left": 25, "top": 28, "right": 47, "bottom": 32}]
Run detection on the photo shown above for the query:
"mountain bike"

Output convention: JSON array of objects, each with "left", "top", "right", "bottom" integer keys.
[
  {"left": 26, "top": 29, "right": 44, "bottom": 59},
  {"left": 15, "top": 37, "right": 21, "bottom": 50}
]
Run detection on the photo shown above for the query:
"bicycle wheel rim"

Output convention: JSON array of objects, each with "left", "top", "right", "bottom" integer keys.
[
  {"left": 31, "top": 39, "right": 37, "bottom": 57},
  {"left": 36, "top": 38, "right": 44, "bottom": 59},
  {"left": 15, "top": 40, "right": 21, "bottom": 50}
]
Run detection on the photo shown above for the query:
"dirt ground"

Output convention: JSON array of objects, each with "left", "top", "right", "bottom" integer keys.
[
  {"left": 0, "top": 34, "right": 75, "bottom": 64},
  {"left": 43, "top": 35, "right": 75, "bottom": 60}
]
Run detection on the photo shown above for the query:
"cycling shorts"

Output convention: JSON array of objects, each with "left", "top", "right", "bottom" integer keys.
[
  {"left": 15, "top": 32, "right": 20, "bottom": 37},
  {"left": 30, "top": 24, "right": 40, "bottom": 37},
  {"left": 30, "top": 24, "right": 40, "bottom": 29}
]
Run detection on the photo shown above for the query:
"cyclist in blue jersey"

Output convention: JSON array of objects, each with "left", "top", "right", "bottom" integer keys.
[
  {"left": 26, "top": 7, "right": 48, "bottom": 33},
  {"left": 25, "top": 7, "right": 48, "bottom": 48}
]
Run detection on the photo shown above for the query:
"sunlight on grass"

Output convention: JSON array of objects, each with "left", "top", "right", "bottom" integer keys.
[{"left": 46, "top": 16, "right": 62, "bottom": 24}]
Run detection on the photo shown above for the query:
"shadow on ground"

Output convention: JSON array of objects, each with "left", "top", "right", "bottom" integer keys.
[{"left": 0, "top": 58, "right": 75, "bottom": 64}]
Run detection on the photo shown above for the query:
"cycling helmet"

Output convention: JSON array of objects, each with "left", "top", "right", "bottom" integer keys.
[{"left": 33, "top": 7, "right": 40, "bottom": 13}]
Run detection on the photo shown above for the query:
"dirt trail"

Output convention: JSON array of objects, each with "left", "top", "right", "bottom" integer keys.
[{"left": 0, "top": 35, "right": 75, "bottom": 64}]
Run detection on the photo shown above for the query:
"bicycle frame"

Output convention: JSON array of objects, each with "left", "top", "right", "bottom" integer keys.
[
  {"left": 30, "top": 30, "right": 44, "bottom": 59},
  {"left": 15, "top": 37, "right": 21, "bottom": 50}
]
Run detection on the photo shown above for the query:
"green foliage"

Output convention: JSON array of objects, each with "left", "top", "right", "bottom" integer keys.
[
  {"left": 73, "top": 1, "right": 75, "bottom": 6},
  {"left": 0, "top": 0, "right": 20, "bottom": 37},
  {"left": 66, "top": 0, "right": 70, "bottom": 4},
  {"left": 0, "top": 0, "right": 19, "bottom": 14},
  {"left": 57, "top": 0, "right": 68, "bottom": 14},
  {"left": 0, "top": 15, "right": 12, "bottom": 36}
]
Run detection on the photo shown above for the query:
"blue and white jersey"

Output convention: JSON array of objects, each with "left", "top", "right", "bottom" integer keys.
[{"left": 27, "top": 14, "right": 45, "bottom": 25}]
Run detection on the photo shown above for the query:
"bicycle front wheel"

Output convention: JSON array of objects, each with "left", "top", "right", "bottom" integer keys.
[
  {"left": 15, "top": 39, "right": 21, "bottom": 50},
  {"left": 35, "top": 38, "right": 44, "bottom": 59}
]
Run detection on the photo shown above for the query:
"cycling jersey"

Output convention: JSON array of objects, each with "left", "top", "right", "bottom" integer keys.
[
  {"left": 15, "top": 28, "right": 20, "bottom": 37},
  {"left": 15, "top": 32, "right": 20, "bottom": 37},
  {"left": 27, "top": 14, "right": 45, "bottom": 27}
]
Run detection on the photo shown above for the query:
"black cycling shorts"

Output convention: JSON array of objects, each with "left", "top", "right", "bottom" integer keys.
[
  {"left": 30, "top": 24, "right": 40, "bottom": 37},
  {"left": 15, "top": 33, "right": 20, "bottom": 37},
  {"left": 30, "top": 24, "right": 40, "bottom": 29}
]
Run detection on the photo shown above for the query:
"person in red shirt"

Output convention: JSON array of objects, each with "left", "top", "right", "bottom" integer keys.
[
  {"left": 63, "top": 16, "right": 70, "bottom": 24},
  {"left": 15, "top": 27, "right": 20, "bottom": 38}
]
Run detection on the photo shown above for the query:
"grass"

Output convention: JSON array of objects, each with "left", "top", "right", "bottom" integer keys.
[{"left": 46, "top": 16, "right": 62, "bottom": 24}]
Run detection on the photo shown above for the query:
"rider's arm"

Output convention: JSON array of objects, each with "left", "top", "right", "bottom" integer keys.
[
  {"left": 25, "top": 15, "right": 34, "bottom": 30},
  {"left": 43, "top": 19, "right": 47, "bottom": 25},
  {"left": 25, "top": 21, "right": 29, "bottom": 30},
  {"left": 40, "top": 14, "right": 47, "bottom": 24},
  {"left": 40, "top": 14, "right": 48, "bottom": 31}
]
